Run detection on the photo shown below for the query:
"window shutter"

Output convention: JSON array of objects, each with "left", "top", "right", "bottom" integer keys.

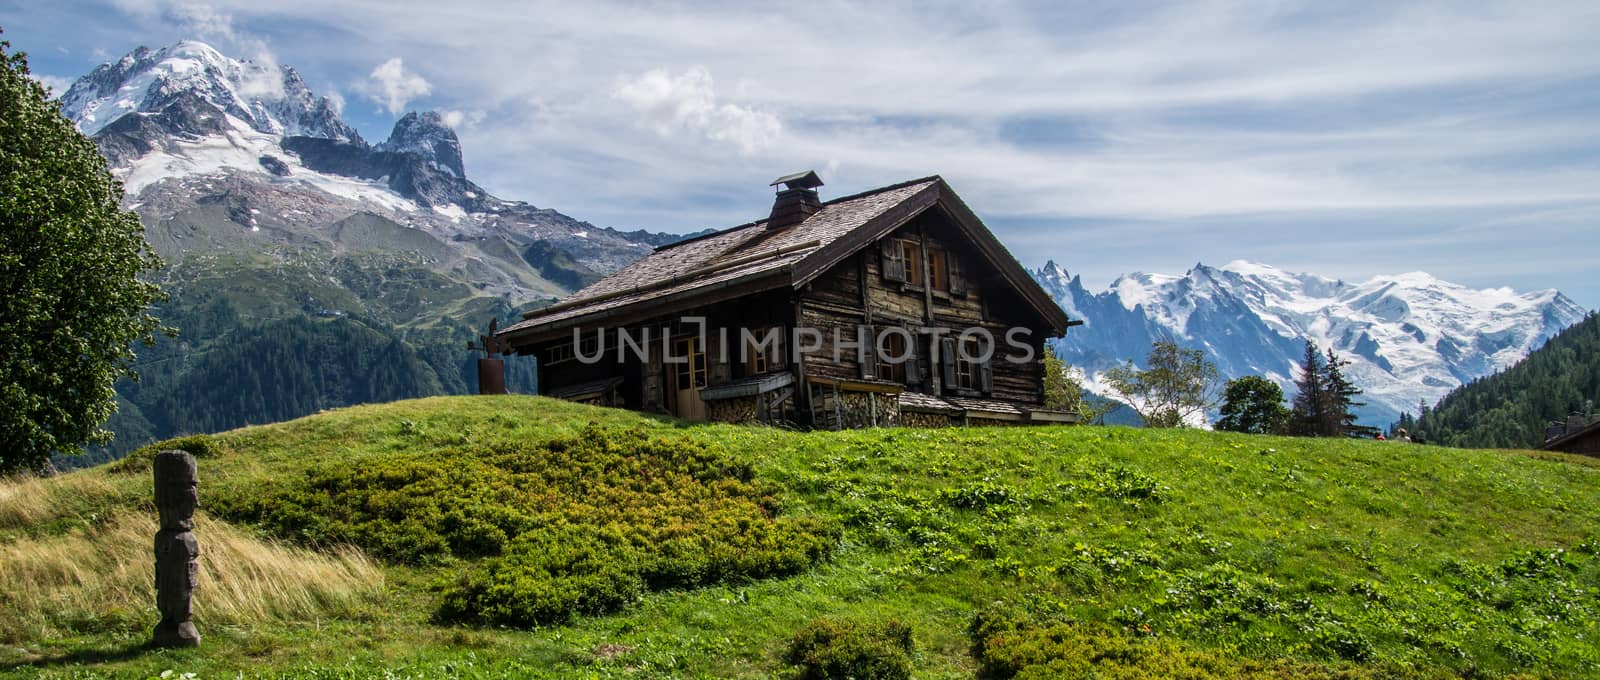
[
  {"left": 906, "top": 331, "right": 924, "bottom": 387},
  {"left": 949, "top": 254, "right": 966, "bottom": 295},
  {"left": 881, "top": 240, "right": 905, "bottom": 282},
  {"left": 940, "top": 337, "right": 957, "bottom": 389},
  {"left": 980, "top": 356, "right": 994, "bottom": 394},
  {"left": 859, "top": 325, "right": 877, "bottom": 379}
]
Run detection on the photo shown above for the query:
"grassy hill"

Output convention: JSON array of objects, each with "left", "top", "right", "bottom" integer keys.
[{"left": 4, "top": 396, "right": 1599, "bottom": 678}]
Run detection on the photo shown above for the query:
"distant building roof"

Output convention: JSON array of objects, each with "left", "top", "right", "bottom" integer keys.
[
  {"left": 1541, "top": 415, "right": 1600, "bottom": 455},
  {"left": 499, "top": 175, "right": 1071, "bottom": 345}
]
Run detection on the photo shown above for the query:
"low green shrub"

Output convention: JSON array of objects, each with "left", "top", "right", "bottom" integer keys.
[
  {"left": 210, "top": 424, "right": 838, "bottom": 626},
  {"left": 436, "top": 528, "right": 643, "bottom": 626},
  {"left": 784, "top": 618, "right": 915, "bottom": 680},
  {"left": 110, "top": 434, "right": 222, "bottom": 474},
  {"left": 969, "top": 608, "right": 1438, "bottom": 680}
]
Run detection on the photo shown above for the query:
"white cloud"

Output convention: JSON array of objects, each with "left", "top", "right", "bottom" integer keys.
[
  {"left": 366, "top": 57, "right": 431, "bottom": 116},
  {"left": 126, "top": 0, "right": 286, "bottom": 100},
  {"left": 325, "top": 89, "right": 345, "bottom": 114},
  {"left": 30, "top": 74, "right": 75, "bottom": 98},
  {"left": 165, "top": 0, "right": 237, "bottom": 42},
  {"left": 440, "top": 109, "right": 485, "bottom": 129},
  {"left": 614, "top": 67, "right": 781, "bottom": 154},
  {"left": 234, "top": 39, "right": 285, "bottom": 100}
]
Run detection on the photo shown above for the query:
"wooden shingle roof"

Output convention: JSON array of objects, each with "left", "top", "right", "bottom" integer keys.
[{"left": 498, "top": 175, "right": 1071, "bottom": 345}]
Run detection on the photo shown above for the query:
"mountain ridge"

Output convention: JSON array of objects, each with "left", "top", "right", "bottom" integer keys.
[
  {"left": 62, "top": 38, "right": 692, "bottom": 297},
  {"left": 47, "top": 39, "right": 705, "bottom": 467},
  {"left": 1033, "top": 259, "right": 1587, "bottom": 425}
]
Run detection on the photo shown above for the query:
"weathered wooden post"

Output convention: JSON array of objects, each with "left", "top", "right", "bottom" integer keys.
[
  {"left": 469, "top": 318, "right": 510, "bottom": 395},
  {"left": 152, "top": 450, "right": 201, "bottom": 648}
]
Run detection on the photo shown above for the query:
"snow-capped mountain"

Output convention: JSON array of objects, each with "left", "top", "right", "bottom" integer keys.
[
  {"left": 376, "top": 111, "right": 464, "bottom": 178},
  {"left": 61, "top": 41, "right": 359, "bottom": 143},
  {"left": 1034, "top": 260, "right": 1587, "bottom": 425},
  {"left": 59, "top": 40, "right": 675, "bottom": 303}
]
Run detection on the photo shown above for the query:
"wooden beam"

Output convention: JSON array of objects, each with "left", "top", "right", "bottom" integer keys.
[{"left": 805, "top": 375, "right": 906, "bottom": 394}]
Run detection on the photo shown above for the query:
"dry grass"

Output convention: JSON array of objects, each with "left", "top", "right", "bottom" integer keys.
[
  {"left": 0, "top": 472, "right": 130, "bottom": 533},
  {"left": 0, "top": 511, "right": 383, "bottom": 643}
]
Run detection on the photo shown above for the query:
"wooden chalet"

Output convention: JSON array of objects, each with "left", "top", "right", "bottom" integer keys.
[
  {"left": 496, "top": 172, "right": 1080, "bottom": 428},
  {"left": 1541, "top": 414, "right": 1600, "bottom": 457}
]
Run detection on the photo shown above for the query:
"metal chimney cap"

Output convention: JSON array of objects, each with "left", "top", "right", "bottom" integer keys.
[{"left": 770, "top": 170, "right": 823, "bottom": 190}]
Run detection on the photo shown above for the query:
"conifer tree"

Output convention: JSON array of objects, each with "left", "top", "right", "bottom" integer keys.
[
  {"left": 1289, "top": 341, "right": 1326, "bottom": 436},
  {"left": 1324, "top": 349, "right": 1377, "bottom": 438}
]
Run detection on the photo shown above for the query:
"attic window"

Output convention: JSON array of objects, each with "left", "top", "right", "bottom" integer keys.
[
  {"left": 902, "top": 241, "right": 923, "bottom": 286},
  {"left": 928, "top": 246, "right": 948, "bottom": 292}
]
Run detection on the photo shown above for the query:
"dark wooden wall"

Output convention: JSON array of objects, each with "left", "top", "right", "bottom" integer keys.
[{"left": 798, "top": 207, "right": 1049, "bottom": 406}]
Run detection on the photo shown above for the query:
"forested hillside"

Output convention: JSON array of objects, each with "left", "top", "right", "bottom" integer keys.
[
  {"left": 1417, "top": 311, "right": 1600, "bottom": 449},
  {"left": 63, "top": 292, "right": 538, "bottom": 469}
]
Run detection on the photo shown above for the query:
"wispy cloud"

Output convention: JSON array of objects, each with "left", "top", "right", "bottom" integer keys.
[
  {"left": 30, "top": 74, "right": 75, "bottom": 97},
  {"left": 364, "top": 57, "right": 430, "bottom": 116},
  {"left": 614, "top": 67, "right": 781, "bottom": 154},
  {"left": 11, "top": 0, "right": 1600, "bottom": 305},
  {"left": 439, "top": 108, "right": 484, "bottom": 129},
  {"left": 113, "top": 0, "right": 286, "bottom": 99}
]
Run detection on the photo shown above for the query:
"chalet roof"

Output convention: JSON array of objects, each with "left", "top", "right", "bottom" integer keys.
[
  {"left": 499, "top": 175, "right": 1072, "bottom": 344},
  {"left": 1540, "top": 416, "right": 1600, "bottom": 452}
]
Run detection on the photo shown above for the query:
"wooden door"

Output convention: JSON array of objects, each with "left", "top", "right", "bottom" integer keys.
[{"left": 671, "top": 336, "right": 707, "bottom": 420}]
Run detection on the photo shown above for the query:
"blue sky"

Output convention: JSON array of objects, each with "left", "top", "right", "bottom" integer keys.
[{"left": 5, "top": 0, "right": 1599, "bottom": 308}]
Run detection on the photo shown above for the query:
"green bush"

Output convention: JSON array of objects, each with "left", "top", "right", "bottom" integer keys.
[
  {"left": 109, "top": 434, "right": 221, "bottom": 474},
  {"left": 784, "top": 618, "right": 915, "bottom": 680},
  {"left": 209, "top": 424, "right": 838, "bottom": 626},
  {"left": 436, "top": 529, "right": 643, "bottom": 626},
  {"left": 968, "top": 608, "right": 1436, "bottom": 680}
]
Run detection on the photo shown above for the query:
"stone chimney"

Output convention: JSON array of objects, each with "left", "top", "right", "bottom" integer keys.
[{"left": 767, "top": 170, "right": 824, "bottom": 231}]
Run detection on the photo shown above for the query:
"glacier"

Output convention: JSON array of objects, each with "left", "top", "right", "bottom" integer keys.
[{"left": 1033, "top": 260, "right": 1587, "bottom": 426}]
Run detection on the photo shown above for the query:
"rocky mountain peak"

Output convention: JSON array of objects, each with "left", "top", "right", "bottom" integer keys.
[
  {"left": 377, "top": 111, "right": 464, "bottom": 178},
  {"left": 59, "top": 40, "right": 361, "bottom": 145}
]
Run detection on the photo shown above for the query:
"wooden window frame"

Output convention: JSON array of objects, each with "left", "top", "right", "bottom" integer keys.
[
  {"left": 743, "top": 325, "right": 783, "bottom": 376},
  {"left": 902, "top": 240, "right": 923, "bottom": 287},
  {"left": 673, "top": 337, "right": 707, "bottom": 391},
  {"left": 955, "top": 337, "right": 978, "bottom": 390},
  {"left": 928, "top": 246, "right": 949, "bottom": 293}
]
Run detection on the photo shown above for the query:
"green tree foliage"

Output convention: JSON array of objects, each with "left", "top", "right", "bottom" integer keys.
[
  {"left": 1043, "top": 345, "right": 1075, "bottom": 411},
  {"left": 1289, "top": 341, "right": 1327, "bottom": 436},
  {"left": 1103, "top": 341, "right": 1220, "bottom": 428},
  {"left": 1418, "top": 311, "right": 1600, "bottom": 448},
  {"left": 1289, "top": 342, "right": 1376, "bottom": 438},
  {"left": 148, "top": 315, "right": 447, "bottom": 435},
  {"left": 1389, "top": 410, "right": 1417, "bottom": 439},
  {"left": 0, "top": 36, "right": 164, "bottom": 474},
  {"left": 1042, "top": 345, "right": 1114, "bottom": 424},
  {"left": 56, "top": 297, "right": 540, "bottom": 471},
  {"left": 1216, "top": 375, "right": 1290, "bottom": 434},
  {"left": 1324, "top": 349, "right": 1378, "bottom": 438}
]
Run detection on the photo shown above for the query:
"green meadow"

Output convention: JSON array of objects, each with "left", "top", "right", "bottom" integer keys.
[{"left": 3, "top": 395, "right": 1597, "bottom": 678}]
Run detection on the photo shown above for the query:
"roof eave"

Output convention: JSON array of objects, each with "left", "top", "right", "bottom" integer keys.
[{"left": 499, "top": 266, "right": 792, "bottom": 347}]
